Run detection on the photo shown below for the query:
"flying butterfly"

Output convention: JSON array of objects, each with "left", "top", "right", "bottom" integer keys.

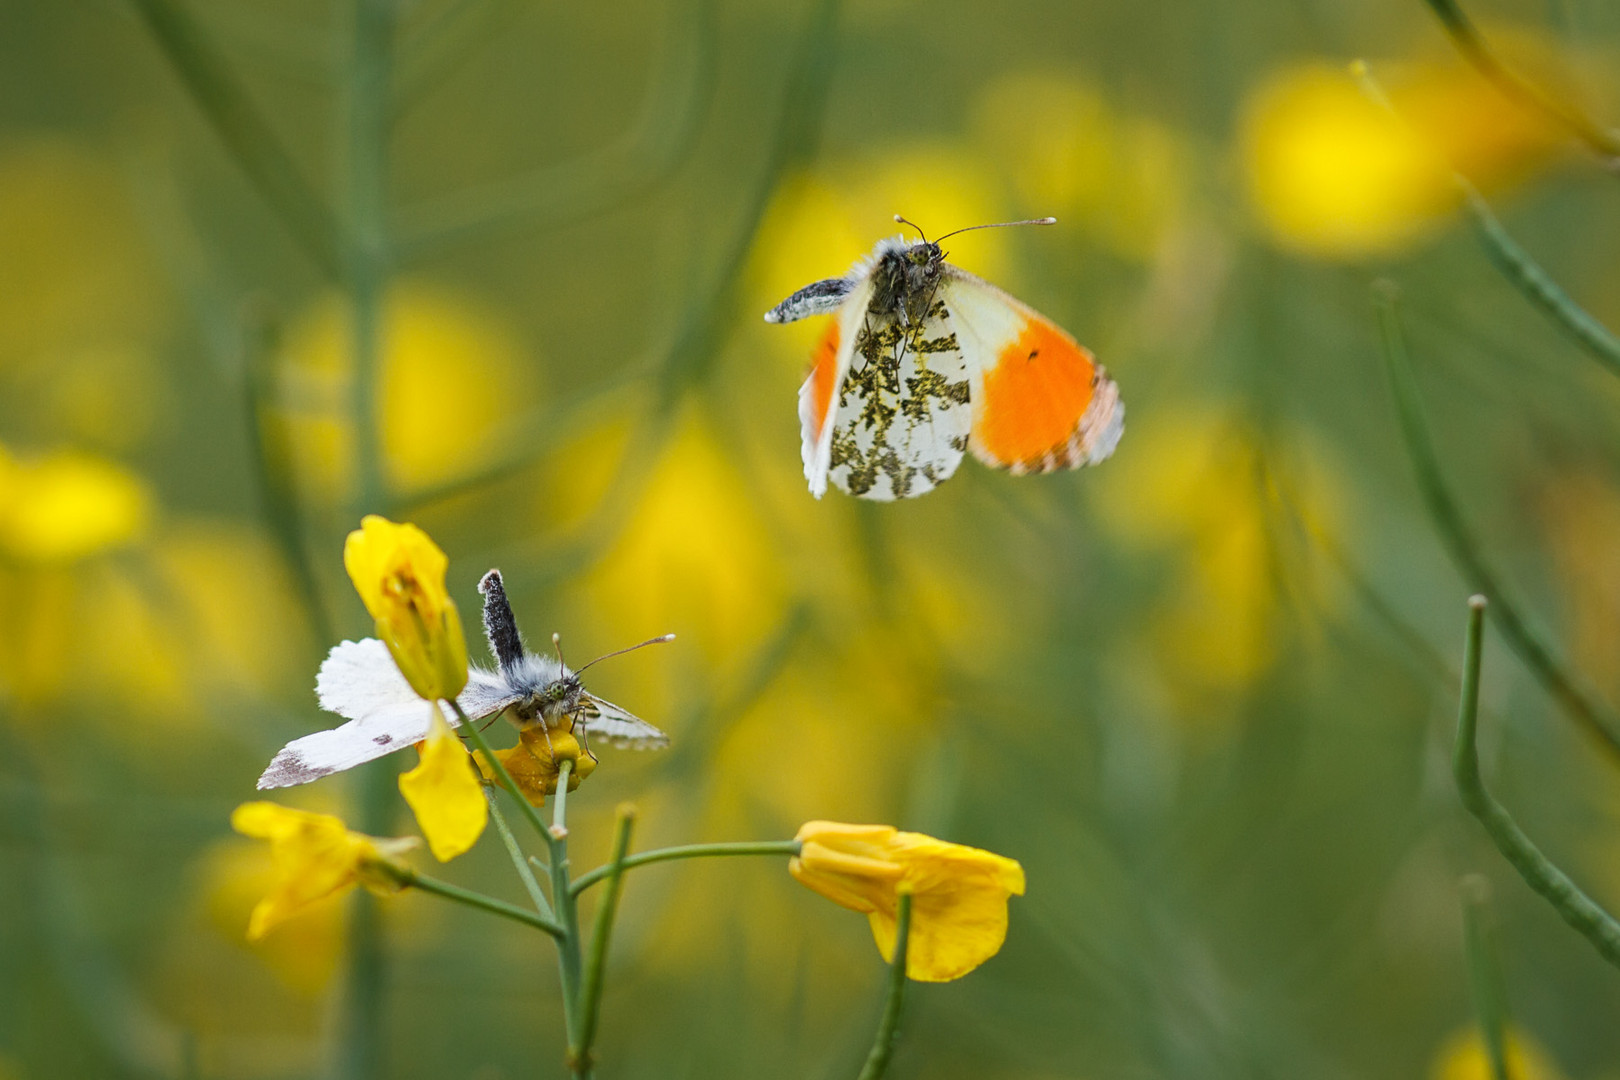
[
  {"left": 257, "top": 569, "right": 670, "bottom": 789},
  {"left": 764, "top": 216, "right": 1124, "bottom": 500}
]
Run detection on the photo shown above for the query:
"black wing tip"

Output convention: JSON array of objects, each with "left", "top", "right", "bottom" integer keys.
[{"left": 256, "top": 751, "right": 328, "bottom": 790}]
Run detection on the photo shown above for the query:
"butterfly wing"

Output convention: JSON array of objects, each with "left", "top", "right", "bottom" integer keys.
[
  {"left": 798, "top": 273, "right": 874, "bottom": 498},
  {"left": 577, "top": 692, "right": 670, "bottom": 749},
  {"left": 818, "top": 288, "right": 971, "bottom": 501},
  {"left": 941, "top": 265, "right": 1123, "bottom": 474},
  {"left": 257, "top": 639, "right": 519, "bottom": 789}
]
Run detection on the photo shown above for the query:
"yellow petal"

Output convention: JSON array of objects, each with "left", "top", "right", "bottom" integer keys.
[
  {"left": 342, "top": 515, "right": 468, "bottom": 700},
  {"left": 398, "top": 704, "right": 487, "bottom": 861},
  {"left": 870, "top": 832, "right": 1025, "bottom": 983},
  {"left": 788, "top": 821, "right": 1024, "bottom": 982},
  {"left": 231, "top": 802, "right": 379, "bottom": 940}
]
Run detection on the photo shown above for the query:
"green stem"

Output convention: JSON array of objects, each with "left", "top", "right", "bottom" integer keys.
[
  {"left": 1453, "top": 596, "right": 1620, "bottom": 969},
  {"left": 1375, "top": 284, "right": 1620, "bottom": 761},
  {"left": 572, "top": 805, "right": 637, "bottom": 1077},
  {"left": 1420, "top": 0, "right": 1620, "bottom": 164},
  {"left": 549, "top": 759, "right": 586, "bottom": 1057},
  {"left": 379, "top": 863, "right": 565, "bottom": 939},
  {"left": 1459, "top": 875, "right": 1512, "bottom": 1080},
  {"left": 571, "top": 840, "right": 802, "bottom": 896},
  {"left": 1460, "top": 187, "right": 1620, "bottom": 380},
  {"left": 484, "top": 783, "right": 555, "bottom": 922},
  {"left": 855, "top": 893, "right": 912, "bottom": 1080},
  {"left": 123, "top": 0, "right": 345, "bottom": 277}
]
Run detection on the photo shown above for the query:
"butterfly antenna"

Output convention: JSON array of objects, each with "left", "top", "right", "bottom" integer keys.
[
  {"left": 552, "top": 632, "right": 566, "bottom": 668},
  {"left": 893, "top": 214, "right": 929, "bottom": 243},
  {"left": 575, "top": 633, "right": 677, "bottom": 675},
  {"left": 934, "top": 217, "right": 1057, "bottom": 243}
]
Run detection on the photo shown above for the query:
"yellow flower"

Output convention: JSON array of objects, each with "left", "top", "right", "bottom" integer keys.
[
  {"left": 398, "top": 704, "right": 487, "bottom": 861},
  {"left": 1430, "top": 1026, "right": 1564, "bottom": 1080},
  {"left": 474, "top": 724, "right": 597, "bottom": 806},
  {"left": 230, "top": 802, "right": 415, "bottom": 941},
  {"left": 1242, "top": 60, "right": 1559, "bottom": 257},
  {"left": 789, "top": 821, "right": 1025, "bottom": 982},
  {"left": 343, "top": 515, "right": 468, "bottom": 701},
  {"left": 267, "top": 281, "right": 537, "bottom": 503},
  {"left": 0, "top": 444, "right": 151, "bottom": 563}
]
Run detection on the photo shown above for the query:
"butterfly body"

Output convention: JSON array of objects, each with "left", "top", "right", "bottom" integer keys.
[
  {"left": 256, "top": 570, "right": 669, "bottom": 790},
  {"left": 766, "top": 230, "right": 1123, "bottom": 501}
]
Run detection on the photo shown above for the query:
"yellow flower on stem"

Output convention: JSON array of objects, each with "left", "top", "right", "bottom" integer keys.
[
  {"left": 230, "top": 802, "right": 416, "bottom": 941},
  {"left": 789, "top": 821, "right": 1025, "bottom": 982},
  {"left": 343, "top": 514, "right": 468, "bottom": 701},
  {"left": 474, "top": 724, "right": 597, "bottom": 807},
  {"left": 398, "top": 703, "right": 487, "bottom": 861}
]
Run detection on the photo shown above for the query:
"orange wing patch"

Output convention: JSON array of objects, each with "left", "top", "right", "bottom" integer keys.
[
  {"left": 971, "top": 317, "right": 1099, "bottom": 472},
  {"left": 807, "top": 320, "right": 841, "bottom": 440}
]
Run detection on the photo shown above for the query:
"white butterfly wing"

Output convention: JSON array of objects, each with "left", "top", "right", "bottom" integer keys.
[
  {"left": 823, "top": 296, "right": 970, "bottom": 501},
  {"left": 799, "top": 272, "right": 875, "bottom": 498},
  {"left": 256, "top": 639, "right": 519, "bottom": 789},
  {"left": 940, "top": 265, "right": 1123, "bottom": 474},
  {"left": 578, "top": 692, "right": 670, "bottom": 750}
]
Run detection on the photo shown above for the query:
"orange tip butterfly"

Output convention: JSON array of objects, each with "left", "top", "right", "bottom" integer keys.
[
  {"left": 764, "top": 216, "right": 1123, "bottom": 500},
  {"left": 256, "top": 569, "right": 671, "bottom": 789}
]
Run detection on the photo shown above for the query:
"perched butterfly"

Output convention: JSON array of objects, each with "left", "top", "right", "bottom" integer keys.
[
  {"left": 256, "top": 569, "right": 671, "bottom": 789},
  {"left": 765, "top": 217, "right": 1124, "bottom": 500}
]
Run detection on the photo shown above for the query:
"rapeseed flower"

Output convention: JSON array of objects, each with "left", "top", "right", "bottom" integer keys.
[
  {"left": 343, "top": 515, "right": 468, "bottom": 701},
  {"left": 474, "top": 724, "right": 597, "bottom": 806},
  {"left": 230, "top": 802, "right": 415, "bottom": 940},
  {"left": 789, "top": 821, "right": 1025, "bottom": 982}
]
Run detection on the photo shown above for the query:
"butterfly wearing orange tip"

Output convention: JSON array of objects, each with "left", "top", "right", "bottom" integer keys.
[{"left": 764, "top": 216, "right": 1124, "bottom": 500}]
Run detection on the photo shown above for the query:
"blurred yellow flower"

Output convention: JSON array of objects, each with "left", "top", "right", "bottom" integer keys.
[
  {"left": 398, "top": 704, "right": 487, "bottom": 861},
  {"left": 474, "top": 724, "right": 596, "bottom": 806},
  {"left": 1094, "top": 405, "right": 1341, "bottom": 713},
  {"left": 270, "top": 281, "right": 536, "bottom": 502},
  {"left": 972, "top": 72, "right": 1191, "bottom": 261},
  {"left": 0, "top": 443, "right": 150, "bottom": 563},
  {"left": 1242, "top": 60, "right": 1559, "bottom": 257},
  {"left": 343, "top": 515, "right": 469, "bottom": 701},
  {"left": 578, "top": 413, "right": 785, "bottom": 686},
  {"left": 789, "top": 820, "right": 1025, "bottom": 982},
  {"left": 200, "top": 838, "right": 345, "bottom": 995},
  {"left": 1430, "top": 1026, "right": 1564, "bottom": 1080},
  {"left": 230, "top": 802, "right": 414, "bottom": 941}
]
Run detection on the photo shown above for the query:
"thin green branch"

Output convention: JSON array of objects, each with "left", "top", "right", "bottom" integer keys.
[
  {"left": 484, "top": 782, "right": 555, "bottom": 922},
  {"left": 1375, "top": 284, "right": 1620, "bottom": 761},
  {"left": 379, "top": 862, "right": 565, "bottom": 939},
  {"left": 1460, "top": 186, "right": 1620, "bottom": 380},
  {"left": 124, "top": 0, "right": 344, "bottom": 278},
  {"left": 1453, "top": 595, "right": 1620, "bottom": 969},
  {"left": 549, "top": 758, "right": 586, "bottom": 1054},
  {"left": 393, "top": 0, "right": 714, "bottom": 257},
  {"left": 572, "top": 805, "right": 637, "bottom": 1076},
  {"left": 1420, "top": 0, "right": 1620, "bottom": 164},
  {"left": 855, "top": 893, "right": 912, "bottom": 1080},
  {"left": 571, "top": 840, "right": 802, "bottom": 896},
  {"left": 240, "top": 303, "right": 334, "bottom": 649},
  {"left": 1460, "top": 875, "right": 1512, "bottom": 1080}
]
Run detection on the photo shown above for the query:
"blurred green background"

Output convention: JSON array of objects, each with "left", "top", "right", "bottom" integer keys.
[{"left": 5, "top": 0, "right": 1620, "bottom": 1076}]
